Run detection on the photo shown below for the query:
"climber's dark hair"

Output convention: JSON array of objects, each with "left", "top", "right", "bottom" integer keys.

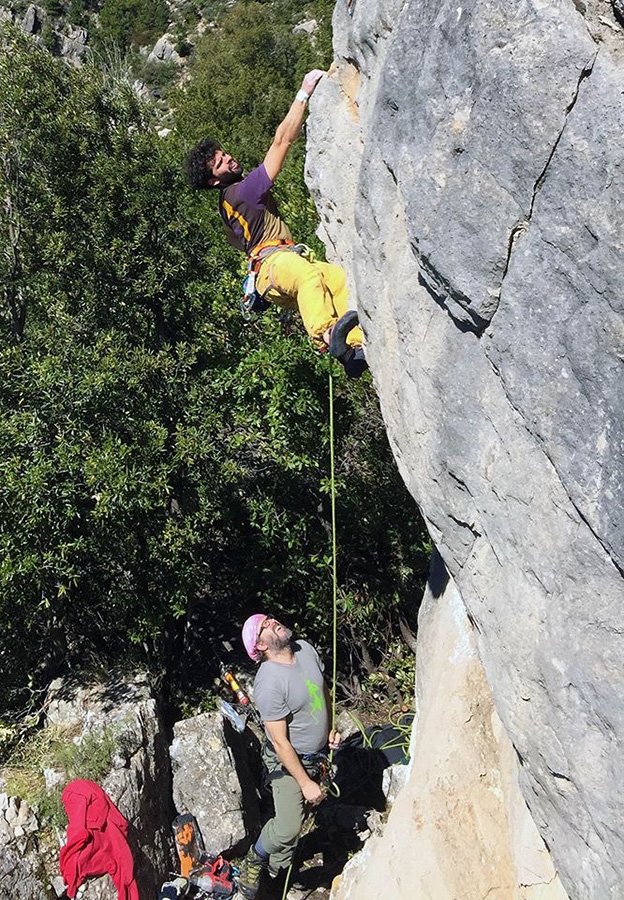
[{"left": 185, "top": 138, "right": 222, "bottom": 189}]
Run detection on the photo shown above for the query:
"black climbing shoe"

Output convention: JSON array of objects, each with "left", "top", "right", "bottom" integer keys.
[
  {"left": 340, "top": 346, "right": 368, "bottom": 378},
  {"left": 329, "top": 310, "right": 360, "bottom": 361},
  {"left": 328, "top": 310, "right": 368, "bottom": 378},
  {"left": 238, "top": 846, "right": 267, "bottom": 899}
]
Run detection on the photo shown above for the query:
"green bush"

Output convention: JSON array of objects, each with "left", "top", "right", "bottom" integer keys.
[
  {"left": 3, "top": 725, "right": 118, "bottom": 828},
  {"left": 95, "top": 0, "right": 169, "bottom": 51}
]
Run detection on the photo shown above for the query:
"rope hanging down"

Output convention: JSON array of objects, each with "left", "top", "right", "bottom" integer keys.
[
  {"left": 280, "top": 366, "right": 340, "bottom": 900},
  {"left": 328, "top": 366, "right": 338, "bottom": 751}
]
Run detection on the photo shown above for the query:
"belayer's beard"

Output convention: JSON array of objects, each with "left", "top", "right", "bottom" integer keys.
[{"left": 272, "top": 627, "right": 293, "bottom": 651}]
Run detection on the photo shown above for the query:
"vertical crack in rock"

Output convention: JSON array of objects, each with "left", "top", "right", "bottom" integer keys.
[
  {"left": 527, "top": 51, "right": 597, "bottom": 222},
  {"left": 496, "top": 51, "right": 598, "bottom": 305}
]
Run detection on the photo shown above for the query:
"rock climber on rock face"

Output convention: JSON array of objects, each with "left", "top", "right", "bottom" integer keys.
[
  {"left": 237, "top": 613, "right": 342, "bottom": 899},
  {"left": 185, "top": 69, "right": 367, "bottom": 378}
]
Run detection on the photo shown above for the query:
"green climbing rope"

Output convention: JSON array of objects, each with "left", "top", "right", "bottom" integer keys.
[
  {"left": 280, "top": 365, "right": 341, "bottom": 900},
  {"left": 328, "top": 365, "right": 338, "bottom": 746}
]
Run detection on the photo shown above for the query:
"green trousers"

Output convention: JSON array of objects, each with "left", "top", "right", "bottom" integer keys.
[{"left": 259, "top": 747, "right": 308, "bottom": 872}]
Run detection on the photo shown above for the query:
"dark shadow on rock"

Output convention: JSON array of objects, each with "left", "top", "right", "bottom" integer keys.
[
  {"left": 221, "top": 719, "right": 264, "bottom": 858},
  {"left": 129, "top": 704, "right": 178, "bottom": 893},
  {"left": 332, "top": 743, "right": 388, "bottom": 811},
  {"left": 428, "top": 545, "right": 449, "bottom": 599}
]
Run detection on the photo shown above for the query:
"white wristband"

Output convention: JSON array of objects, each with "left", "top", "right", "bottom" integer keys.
[{"left": 296, "top": 89, "right": 310, "bottom": 103}]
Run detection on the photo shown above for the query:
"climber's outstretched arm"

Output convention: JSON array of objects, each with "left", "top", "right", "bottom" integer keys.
[{"left": 263, "top": 69, "right": 325, "bottom": 181}]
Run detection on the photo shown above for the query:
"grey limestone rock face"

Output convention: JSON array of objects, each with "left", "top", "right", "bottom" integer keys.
[
  {"left": 21, "top": 4, "right": 40, "bottom": 34},
  {"left": 170, "top": 711, "right": 261, "bottom": 857},
  {"left": 0, "top": 794, "right": 57, "bottom": 900},
  {"left": 307, "top": 0, "right": 623, "bottom": 897},
  {"left": 60, "top": 26, "right": 88, "bottom": 64},
  {"left": 147, "top": 35, "right": 181, "bottom": 65}
]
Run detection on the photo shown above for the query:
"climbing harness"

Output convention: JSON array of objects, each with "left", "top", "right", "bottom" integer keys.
[
  {"left": 262, "top": 742, "right": 338, "bottom": 797},
  {"left": 239, "top": 241, "right": 317, "bottom": 319}
]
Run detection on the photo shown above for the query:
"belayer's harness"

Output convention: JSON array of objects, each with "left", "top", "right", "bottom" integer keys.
[
  {"left": 264, "top": 742, "right": 337, "bottom": 797},
  {"left": 240, "top": 239, "right": 316, "bottom": 318}
]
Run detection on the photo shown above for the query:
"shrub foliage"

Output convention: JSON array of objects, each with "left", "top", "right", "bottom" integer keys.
[{"left": 0, "top": 15, "right": 428, "bottom": 720}]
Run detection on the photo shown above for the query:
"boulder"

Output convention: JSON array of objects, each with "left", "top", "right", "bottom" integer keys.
[
  {"left": 170, "top": 711, "right": 261, "bottom": 856},
  {"left": 21, "top": 4, "right": 40, "bottom": 34},
  {"left": 60, "top": 26, "right": 87, "bottom": 64},
  {"left": 0, "top": 794, "right": 56, "bottom": 900},
  {"left": 147, "top": 35, "right": 181, "bottom": 65},
  {"left": 293, "top": 18, "right": 318, "bottom": 38},
  {"left": 45, "top": 672, "right": 173, "bottom": 898}
]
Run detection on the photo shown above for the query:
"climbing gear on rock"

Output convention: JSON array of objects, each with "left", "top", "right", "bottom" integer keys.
[
  {"left": 221, "top": 666, "right": 250, "bottom": 706},
  {"left": 158, "top": 875, "right": 190, "bottom": 898},
  {"left": 219, "top": 699, "right": 246, "bottom": 733},
  {"left": 189, "top": 858, "right": 236, "bottom": 897},
  {"left": 173, "top": 813, "right": 204, "bottom": 879},
  {"left": 164, "top": 814, "right": 237, "bottom": 899},
  {"left": 238, "top": 845, "right": 268, "bottom": 899},
  {"left": 328, "top": 310, "right": 368, "bottom": 378}
]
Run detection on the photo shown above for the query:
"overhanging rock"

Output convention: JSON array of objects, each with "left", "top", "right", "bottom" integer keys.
[{"left": 306, "top": 1, "right": 624, "bottom": 896}]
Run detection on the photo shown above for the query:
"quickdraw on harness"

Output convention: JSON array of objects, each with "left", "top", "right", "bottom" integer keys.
[
  {"left": 302, "top": 749, "right": 339, "bottom": 799},
  {"left": 240, "top": 239, "right": 317, "bottom": 319}
]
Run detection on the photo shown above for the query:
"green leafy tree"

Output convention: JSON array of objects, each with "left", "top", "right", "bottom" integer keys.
[
  {"left": 0, "top": 21, "right": 428, "bottom": 723},
  {"left": 95, "top": 0, "right": 169, "bottom": 51}
]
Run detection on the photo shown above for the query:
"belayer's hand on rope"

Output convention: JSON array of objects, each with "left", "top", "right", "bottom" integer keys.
[{"left": 328, "top": 728, "right": 342, "bottom": 751}]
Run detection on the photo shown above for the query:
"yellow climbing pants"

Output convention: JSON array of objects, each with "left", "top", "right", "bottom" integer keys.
[{"left": 255, "top": 250, "right": 363, "bottom": 349}]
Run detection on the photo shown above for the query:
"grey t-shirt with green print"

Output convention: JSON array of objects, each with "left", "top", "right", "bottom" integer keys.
[{"left": 253, "top": 640, "right": 329, "bottom": 755}]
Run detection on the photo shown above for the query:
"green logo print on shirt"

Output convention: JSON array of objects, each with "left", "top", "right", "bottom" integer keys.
[{"left": 306, "top": 679, "right": 324, "bottom": 723}]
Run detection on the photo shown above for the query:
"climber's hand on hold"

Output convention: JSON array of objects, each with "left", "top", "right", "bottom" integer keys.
[{"left": 301, "top": 69, "right": 325, "bottom": 97}]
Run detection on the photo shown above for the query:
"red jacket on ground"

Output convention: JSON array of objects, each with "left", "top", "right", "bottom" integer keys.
[{"left": 59, "top": 779, "right": 140, "bottom": 900}]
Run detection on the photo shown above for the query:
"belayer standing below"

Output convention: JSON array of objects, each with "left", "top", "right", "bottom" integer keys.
[
  {"left": 185, "top": 69, "right": 367, "bottom": 378},
  {"left": 237, "top": 614, "right": 341, "bottom": 898}
]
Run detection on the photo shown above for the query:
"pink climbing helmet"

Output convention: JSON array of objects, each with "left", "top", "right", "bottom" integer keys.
[{"left": 242, "top": 613, "right": 266, "bottom": 662}]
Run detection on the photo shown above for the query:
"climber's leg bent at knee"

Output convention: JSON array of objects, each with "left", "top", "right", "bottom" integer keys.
[
  {"left": 316, "top": 262, "right": 363, "bottom": 349},
  {"left": 256, "top": 251, "right": 364, "bottom": 350}
]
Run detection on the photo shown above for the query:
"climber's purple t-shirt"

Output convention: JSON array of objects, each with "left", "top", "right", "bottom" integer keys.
[{"left": 219, "top": 164, "right": 292, "bottom": 255}]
